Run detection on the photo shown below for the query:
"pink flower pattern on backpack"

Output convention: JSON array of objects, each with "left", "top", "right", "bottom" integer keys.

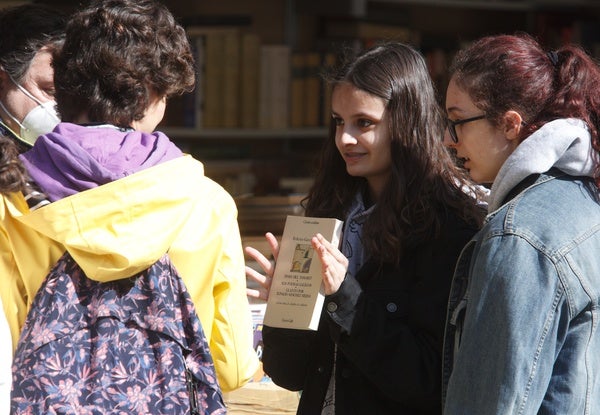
[{"left": 11, "top": 253, "right": 227, "bottom": 415}]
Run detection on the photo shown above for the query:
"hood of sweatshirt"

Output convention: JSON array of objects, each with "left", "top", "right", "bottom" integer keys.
[
  {"left": 19, "top": 122, "right": 183, "bottom": 202},
  {"left": 488, "top": 118, "right": 596, "bottom": 212},
  {"left": 17, "top": 123, "right": 211, "bottom": 281}
]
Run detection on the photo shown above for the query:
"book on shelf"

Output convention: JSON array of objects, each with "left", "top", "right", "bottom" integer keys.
[
  {"left": 290, "top": 51, "right": 321, "bottom": 128},
  {"left": 320, "top": 52, "right": 337, "bottom": 127},
  {"left": 222, "top": 30, "right": 241, "bottom": 128},
  {"left": 303, "top": 52, "right": 321, "bottom": 128},
  {"left": 290, "top": 52, "right": 306, "bottom": 128},
  {"left": 189, "top": 33, "right": 207, "bottom": 128},
  {"left": 184, "top": 26, "right": 251, "bottom": 129},
  {"left": 259, "top": 44, "right": 291, "bottom": 129},
  {"left": 203, "top": 30, "right": 228, "bottom": 128},
  {"left": 263, "top": 215, "right": 343, "bottom": 330},
  {"left": 323, "top": 19, "right": 415, "bottom": 48},
  {"left": 236, "top": 195, "right": 305, "bottom": 236},
  {"left": 240, "top": 33, "right": 261, "bottom": 128},
  {"left": 291, "top": 51, "right": 334, "bottom": 128}
]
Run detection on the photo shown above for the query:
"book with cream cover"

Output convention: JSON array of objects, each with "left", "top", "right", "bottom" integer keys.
[{"left": 263, "top": 215, "right": 343, "bottom": 330}]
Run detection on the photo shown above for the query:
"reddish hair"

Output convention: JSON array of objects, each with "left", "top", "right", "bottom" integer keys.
[{"left": 450, "top": 33, "right": 600, "bottom": 181}]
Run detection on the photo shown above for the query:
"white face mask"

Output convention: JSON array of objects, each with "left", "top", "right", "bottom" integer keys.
[
  {"left": 0, "top": 74, "right": 60, "bottom": 146},
  {"left": 19, "top": 100, "right": 60, "bottom": 145}
]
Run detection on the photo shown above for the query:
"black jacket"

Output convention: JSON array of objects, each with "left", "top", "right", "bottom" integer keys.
[{"left": 262, "top": 210, "right": 478, "bottom": 414}]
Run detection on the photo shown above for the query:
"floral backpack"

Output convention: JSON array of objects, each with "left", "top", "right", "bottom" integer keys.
[{"left": 11, "top": 252, "right": 226, "bottom": 415}]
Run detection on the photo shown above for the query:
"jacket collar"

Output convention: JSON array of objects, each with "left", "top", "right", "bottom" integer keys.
[{"left": 488, "top": 118, "right": 594, "bottom": 212}]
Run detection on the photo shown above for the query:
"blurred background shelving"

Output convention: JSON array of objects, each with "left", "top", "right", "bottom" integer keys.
[{"left": 4, "top": 0, "right": 600, "bottom": 235}]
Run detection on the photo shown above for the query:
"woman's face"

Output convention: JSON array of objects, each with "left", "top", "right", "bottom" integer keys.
[
  {"left": 444, "top": 77, "right": 518, "bottom": 184},
  {"left": 0, "top": 47, "right": 56, "bottom": 131},
  {"left": 332, "top": 82, "right": 391, "bottom": 200}
]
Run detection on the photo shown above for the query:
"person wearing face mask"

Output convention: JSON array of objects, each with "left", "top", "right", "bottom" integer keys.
[
  {"left": 0, "top": 73, "right": 60, "bottom": 146},
  {"left": 0, "top": 4, "right": 65, "bottom": 148},
  {"left": 0, "top": 4, "right": 67, "bottom": 402}
]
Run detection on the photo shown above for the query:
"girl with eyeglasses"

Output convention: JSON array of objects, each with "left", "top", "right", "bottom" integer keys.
[{"left": 442, "top": 33, "right": 600, "bottom": 414}]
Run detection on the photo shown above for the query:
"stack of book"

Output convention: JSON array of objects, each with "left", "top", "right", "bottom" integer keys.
[{"left": 235, "top": 195, "right": 305, "bottom": 236}]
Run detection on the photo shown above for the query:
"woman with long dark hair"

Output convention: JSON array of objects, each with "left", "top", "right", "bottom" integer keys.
[{"left": 246, "top": 42, "right": 484, "bottom": 414}]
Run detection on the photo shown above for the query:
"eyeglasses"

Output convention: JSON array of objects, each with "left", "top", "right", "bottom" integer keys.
[{"left": 446, "top": 115, "right": 486, "bottom": 143}]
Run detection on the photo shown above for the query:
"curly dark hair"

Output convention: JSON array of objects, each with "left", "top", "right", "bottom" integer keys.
[
  {"left": 305, "top": 42, "right": 484, "bottom": 265},
  {"left": 53, "top": 0, "right": 195, "bottom": 127},
  {"left": 0, "top": 136, "right": 26, "bottom": 194}
]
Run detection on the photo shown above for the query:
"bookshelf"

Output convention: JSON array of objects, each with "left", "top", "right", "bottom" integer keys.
[
  {"left": 4, "top": 0, "right": 600, "bottom": 206},
  {"left": 162, "top": 127, "right": 326, "bottom": 199},
  {"left": 162, "top": 128, "right": 326, "bottom": 140},
  {"left": 154, "top": 0, "right": 600, "bottom": 201},
  {"left": 158, "top": 1, "right": 334, "bottom": 199}
]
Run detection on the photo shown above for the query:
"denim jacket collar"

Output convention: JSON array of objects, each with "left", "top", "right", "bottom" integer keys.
[{"left": 443, "top": 170, "right": 600, "bottom": 413}]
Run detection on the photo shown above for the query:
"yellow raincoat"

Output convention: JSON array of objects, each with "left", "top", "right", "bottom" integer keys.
[
  {"left": 0, "top": 192, "right": 63, "bottom": 352},
  {"left": 7, "top": 155, "right": 258, "bottom": 392}
]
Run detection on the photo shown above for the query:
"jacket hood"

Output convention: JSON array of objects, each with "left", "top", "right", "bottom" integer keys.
[
  {"left": 19, "top": 122, "right": 182, "bottom": 202},
  {"left": 18, "top": 154, "right": 207, "bottom": 281},
  {"left": 489, "top": 118, "right": 596, "bottom": 212}
]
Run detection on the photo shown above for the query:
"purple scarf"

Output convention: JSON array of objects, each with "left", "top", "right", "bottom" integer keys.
[{"left": 20, "top": 122, "right": 183, "bottom": 201}]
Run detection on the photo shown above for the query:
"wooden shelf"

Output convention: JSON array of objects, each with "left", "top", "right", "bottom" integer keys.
[
  {"left": 370, "top": 0, "right": 599, "bottom": 10},
  {"left": 160, "top": 127, "right": 328, "bottom": 140}
]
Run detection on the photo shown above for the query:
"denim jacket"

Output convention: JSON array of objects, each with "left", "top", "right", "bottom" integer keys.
[{"left": 442, "top": 170, "right": 600, "bottom": 414}]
